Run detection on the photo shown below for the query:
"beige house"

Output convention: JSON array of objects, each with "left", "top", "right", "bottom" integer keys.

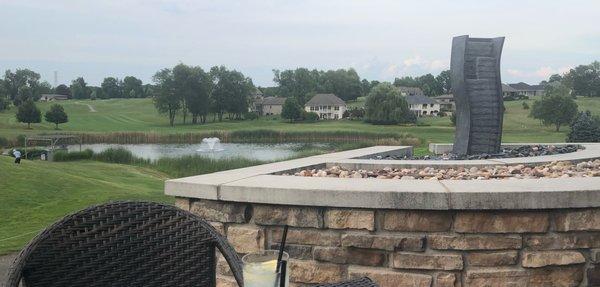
[
  {"left": 502, "top": 82, "right": 545, "bottom": 98},
  {"left": 407, "top": 95, "right": 441, "bottom": 116},
  {"left": 40, "top": 94, "right": 68, "bottom": 101},
  {"left": 305, "top": 94, "right": 346, "bottom": 120},
  {"left": 433, "top": 94, "right": 455, "bottom": 112},
  {"left": 261, "top": 97, "right": 286, "bottom": 115}
]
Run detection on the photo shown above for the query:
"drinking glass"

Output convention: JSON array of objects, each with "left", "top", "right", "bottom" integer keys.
[{"left": 242, "top": 250, "right": 289, "bottom": 287}]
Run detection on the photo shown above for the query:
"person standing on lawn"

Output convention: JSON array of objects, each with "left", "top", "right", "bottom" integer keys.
[{"left": 13, "top": 149, "right": 21, "bottom": 164}]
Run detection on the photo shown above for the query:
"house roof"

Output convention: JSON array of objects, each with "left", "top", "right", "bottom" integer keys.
[
  {"left": 507, "top": 82, "right": 545, "bottom": 91},
  {"left": 406, "top": 95, "right": 436, "bottom": 105},
  {"left": 433, "top": 94, "right": 453, "bottom": 100},
  {"left": 41, "top": 94, "right": 68, "bottom": 99},
  {"left": 502, "top": 84, "right": 518, "bottom": 92},
  {"left": 305, "top": 94, "right": 346, "bottom": 107},
  {"left": 397, "top": 86, "right": 424, "bottom": 95},
  {"left": 261, "top": 97, "right": 286, "bottom": 105}
]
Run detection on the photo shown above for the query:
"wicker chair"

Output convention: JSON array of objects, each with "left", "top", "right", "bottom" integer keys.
[
  {"left": 5, "top": 201, "right": 244, "bottom": 287},
  {"left": 6, "top": 201, "right": 377, "bottom": 287}
]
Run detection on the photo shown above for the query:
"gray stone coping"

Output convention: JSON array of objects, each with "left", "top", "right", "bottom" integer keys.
[{"left": 165, "top": 144, "right": 600, "bottom": 210}]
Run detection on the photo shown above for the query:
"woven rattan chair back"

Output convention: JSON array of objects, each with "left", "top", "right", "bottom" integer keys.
[{"left": 5, "top": 201, "right": 243, "bottom": 287}]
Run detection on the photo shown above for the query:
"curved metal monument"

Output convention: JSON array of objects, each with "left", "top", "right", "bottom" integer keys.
[{"left": 451, "top": 35, "right": 505, "bottom": 155}]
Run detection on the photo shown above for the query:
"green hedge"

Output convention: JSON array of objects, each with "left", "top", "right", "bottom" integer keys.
[{"left": 52, "top": 149, "right": 94, "bottom": 162}]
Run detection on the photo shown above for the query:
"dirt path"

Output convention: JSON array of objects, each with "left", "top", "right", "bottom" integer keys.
[{"left": 74, "top": 101, "right": 97, "bottom": 112}]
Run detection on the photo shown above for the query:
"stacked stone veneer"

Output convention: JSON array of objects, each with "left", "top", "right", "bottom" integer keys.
[{"left": 175, "top": 198, "right": 600, "bottom": 287}]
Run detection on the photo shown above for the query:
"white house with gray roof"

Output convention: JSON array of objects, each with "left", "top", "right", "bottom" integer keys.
[
  {"left": 305, "top": 93, "right": 347, "bottom": 120},
  {"left": 406, "top": 95, "right": 441, "bottom": 116}
]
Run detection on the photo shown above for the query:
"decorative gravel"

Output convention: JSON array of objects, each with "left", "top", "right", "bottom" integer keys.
[
  {"left": 372, "top": 144, "right": 580, "bottom": 160},
  {"left": 285, "top": 160, "right": 600, "bottom": 180}
]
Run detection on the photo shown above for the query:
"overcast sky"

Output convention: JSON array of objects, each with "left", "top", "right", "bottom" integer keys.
[{"left": 1, "top": 0, "right": 599, "bottom": 87}]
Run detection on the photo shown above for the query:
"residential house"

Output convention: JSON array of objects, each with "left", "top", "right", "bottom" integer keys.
[
  {"left": 248, "top": 89, "right": 264, "bottom": 113},
  {"left": 305, "top": 93, "right": 346, "bottom": 120},
  {"left": 40, "top": 94, "right": 68, "bottom": 101},
  {"left": 433, "top": 94, "right": 455, "bottom": 112},
  {"left": 502, "top": 82, "right": 545, "bottom": 98},
  {"left": 406, "top": 95, "right": 441, "bottom": 116},
  {"left": 397, "top": 86, "right": 424, "bottom": 96},
  {"left": 261, "top": 97, "right": 286, "bottom": 115}
]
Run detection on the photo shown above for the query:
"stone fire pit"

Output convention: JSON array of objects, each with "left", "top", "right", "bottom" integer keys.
[{"left": 165, "top": 144, "right": 600, "bottom": 286}]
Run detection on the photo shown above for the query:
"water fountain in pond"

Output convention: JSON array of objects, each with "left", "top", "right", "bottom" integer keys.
[{"left": 197, "top": 137, "right": 224, "bottom": 152}]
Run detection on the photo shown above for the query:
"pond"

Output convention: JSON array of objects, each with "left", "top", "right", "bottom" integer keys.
[{"left": 66, "top": 143, "right": 329, "bottom": 161}]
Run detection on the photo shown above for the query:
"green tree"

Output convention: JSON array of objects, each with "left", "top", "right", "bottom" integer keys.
[
  {"left": 210, "top": 66, "right": 253, "bottom": 121},
  {"left": 122, "top": 76, "right": 144, "bottom": 98},
  {"left": 435, "top": 70, "right": 452, "bottom": 94},
  {"left": 273, "top": 68, "right": 320, "bottom": 104},
  {"left": 3, "top": 69, "right": 41, "bottom": 104},
  {"left": 365, "top": 83, "right": 415, "bottom": 125},
  {"left": 416, "top": 73, "right": 443, "bottom": 97},
  {"left": 529, "top": 84, "right": 578, "bottom": 131},
  {"left": 70, "top": 77, "right": 89, "bottom": 99},
  {"left": 567, "top": 111, "right": 600, "bottom": 142},
  {"left": 54, "top": 84, "right": 71, "bottom": 97},
  {"left": 393, "top": 76, "right": 418, "bottom": 87},
  {"left": 320, "top": 69, "right": 362, "bottom": 102},
  {"left": 563, "top": 61, "right": 600, "bottom": 97},
  {"left": 281, "top": 97, "right": 303, "bottom": 122},
  {"left": 101, "top": 77, "right": 123, "bottom": 98},
  {"left": 16, "top": 99, "right": 41, "bottom": 128},
  {"left": 187, "top": 67, "right": 212, "bottom": 124},
  {"left": 152, "top": 68, "right": 180, "bottom": 126},
  {"left": 44, "top": 104, "right": 68, "bottom": 129}
]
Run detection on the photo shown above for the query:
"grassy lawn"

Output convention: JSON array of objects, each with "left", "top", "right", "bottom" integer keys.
[
  {"left": 0, "top": 156, "right": 171, "bottom": 255},
  {"left": 2, "top": 97, "right": 598, "bottom": 145}
]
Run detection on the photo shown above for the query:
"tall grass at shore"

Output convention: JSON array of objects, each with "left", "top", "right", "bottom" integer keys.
[
  {"left": 52, "top": 142, "right": 366, "bottom": 178},
  {"left": 76, "top": 130, "right": 420, "bottom": 146}
]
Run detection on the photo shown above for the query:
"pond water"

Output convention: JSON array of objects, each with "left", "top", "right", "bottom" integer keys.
[{"left": 66, "top": 143, "right": 328, "bottom": 161}]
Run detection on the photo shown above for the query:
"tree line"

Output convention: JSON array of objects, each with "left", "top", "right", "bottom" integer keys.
[
  {"left": 543, "top": 61, "right": 600, "bottom": 97},
  {"left": 153, "top": 64, "right": 254, "bottom": 126}
]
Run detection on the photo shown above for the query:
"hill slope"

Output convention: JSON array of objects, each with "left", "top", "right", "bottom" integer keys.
[{"left": 0, "top": 156, "right": 171, "bottom": 255}]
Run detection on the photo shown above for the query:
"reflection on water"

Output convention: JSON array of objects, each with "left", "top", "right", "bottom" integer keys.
[{"left": 66, "top": 143, "right": 326, "bottom": 161}]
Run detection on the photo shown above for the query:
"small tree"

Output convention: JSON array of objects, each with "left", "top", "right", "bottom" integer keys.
[
  {"left": 567, "top": 111, "right": 600, "bottom": 142},
  {"left": 45, "top": 104, "right": 69, "bottom": 129},
  {"left": 16, "top": 99, "right": 41, "bottom": 128},
  {"left": 529, "top": 85, "right": 578, "bottom": 131},
  {"left": 281, "top": 97, "right": 303, "bottom": 122},
  {"left": 364, "top": 82, "right": 415, "bottom": 125}
]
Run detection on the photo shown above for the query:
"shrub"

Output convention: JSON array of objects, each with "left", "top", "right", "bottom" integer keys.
[
  {"left": 244, "top": 111, "right": 259, "bottom": 120},
  {"left": 281, "top": 97, "right": 303, "bottom": 122},
  {"left": 52, "top": 149, "right": 94, "bottom": 161},
  {"left": 364, "top": 83, "right": 415, "bottom": 125},
  {"left": 92, "top": 148, "right": 136, "bottom": 164},
  {"left": 522, "top": 101, "right": 530, "bottom": 109},
  {"left": 21, "top": 148, "right": 47, "bottom": 160},
  {"left": 301, "top": 111, "right": 319, "bottom": 122},
  {"left": 567, "top": 111, "right": 600, "bottom": 142}
]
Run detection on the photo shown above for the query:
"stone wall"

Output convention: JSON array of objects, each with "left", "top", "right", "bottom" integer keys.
[{"left": 175, "top": 198, "right": 600, "bottom": 287}]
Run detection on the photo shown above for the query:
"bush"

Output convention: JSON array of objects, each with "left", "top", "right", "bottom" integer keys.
[
  {"left": 364, "top": 83, "right": 415, "bottom": 125},
  {"left": 450, "top": 113, "right": 456, "bottom": 126},
  {"left": 567, "top": 111, "right": 600, "bottom": 142},
  {"left": 281, "top": 97, "right": 303, "bottom": 122},
  {"left": 301, "top": 111, "right": 319, "bottom": 122},
  {"left": 52, "top": 149, "right": 94, "bottom": 161},
  {"left": 21, "top": 148, "right": 47, "bottom": 160},
  {"left": 503, "top": 94, "right": 528, "bottom": 101},
  {"left": 522, "top": 101, "right": 530, "bottom": 109},
  {"left": 244, "top": 111, "right": 259, "bottom": 120},
  {"left": 92, "top": 148, "right": 136, "bottom": 164}
]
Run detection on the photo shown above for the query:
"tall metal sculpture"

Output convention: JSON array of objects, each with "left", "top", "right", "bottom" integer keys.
[{"left": 451, "top": 35, "right": 505, "bottom": 155}]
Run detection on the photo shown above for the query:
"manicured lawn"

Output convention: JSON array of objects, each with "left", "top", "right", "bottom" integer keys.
[
  {"left": 1, "top": 97, "right": 599, "bottom": 145},
  {"left": 0, "top": 156, "right": 171, "bottom": 255}
]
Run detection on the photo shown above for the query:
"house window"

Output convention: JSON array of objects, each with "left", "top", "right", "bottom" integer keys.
[
  {"left": 422, "top": 104, "right": 427, "bottom": 108},
  {"left": 334, "top": 106, "right": 339, "bottom": 111},
  {"left": 334, "top": 114, "right": 339, "bottom": 119},
  {"left": 430, "top": 104, "right": 434, "bottom": 107}
]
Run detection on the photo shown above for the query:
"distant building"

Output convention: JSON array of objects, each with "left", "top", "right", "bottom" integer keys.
[
  {"left": 305, "top": 93, "right": 347, "bottom": 120},
  {"left": 249, "top": 89, "right": 264, "bottom": 113},
  {"left": 433, "top": 94, "right": 455, "bottom": 112},
  {"left": 261, "top": 97, "right": 286, "bottom": 115},
  {"left": 397, "top": 86, "right": 424, "bottom": 96},
  {"left": 406, "top": 95, "right": 440, "bottom": 116},
  {"left": 40, "top": 94, "right": 68, "bottom": 101},
  {"left": 502, "top": 82, "right": 545, "bottom": 98}
]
